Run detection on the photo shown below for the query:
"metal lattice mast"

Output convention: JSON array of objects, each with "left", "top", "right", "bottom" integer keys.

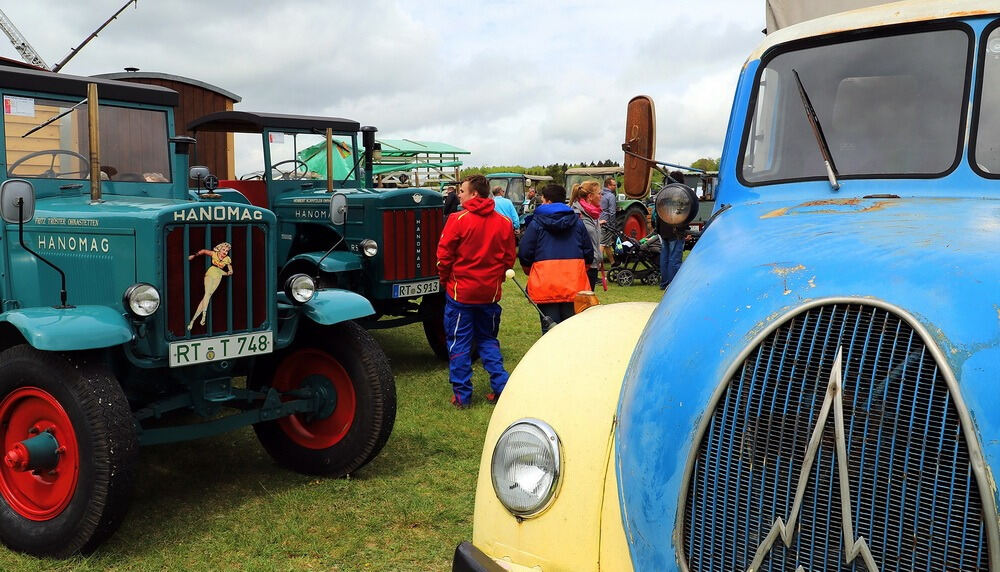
[{"left": 0, "top": 8, "right": 49, "bottom": 69}]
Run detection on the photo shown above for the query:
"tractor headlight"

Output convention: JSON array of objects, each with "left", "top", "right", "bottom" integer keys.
[
  {"left": 284, "top": 273, "right": 316, "bottom": 304},
  {"left": 123, "top": 283, "right": 160, "bottom": 318},
  {"left": 490, "top": 418, "right": 561, "bottom": 517},
  {"left": 654, "top": 183, "right": 698, "bottom": 226},
  {"left": 360, "top": 239, "right": 378, "bottom": 257}
]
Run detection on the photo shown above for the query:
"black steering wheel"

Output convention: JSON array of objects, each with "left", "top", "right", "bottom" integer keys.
[
  {"left": 269, "top": 159, "right": 309, "bottom": 180},
  {"left": 8, "top": 149, "right": 89, "bottom": 179}
]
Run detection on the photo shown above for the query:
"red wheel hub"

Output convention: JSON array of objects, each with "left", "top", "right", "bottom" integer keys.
[
  {"left": 0, "top": 387, "right": 79, "bottom": 521},
  {"left": 624, "top": 212, "right": 645, "bottom": 240},
  {"left": 272, "top": 348, "right": 356, "bottom": 449}
]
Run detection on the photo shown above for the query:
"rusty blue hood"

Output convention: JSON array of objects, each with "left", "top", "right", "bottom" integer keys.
[{"left": 615, "top": 195, "right": 1000, "bottom": 569}]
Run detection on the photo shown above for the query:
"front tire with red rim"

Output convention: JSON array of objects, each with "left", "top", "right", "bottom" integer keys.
[
  {"left": 251, "top": 321, "right": 395, "bottom": 476},
  {"left": 617, "top": 203, "right": 649, "bottom": 240},
  {"left": 0, "top": 346, "right": 136, "bottom": 557}
]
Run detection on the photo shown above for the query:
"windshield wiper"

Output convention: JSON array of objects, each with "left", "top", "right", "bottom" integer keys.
[
  {"left": 22, "top": 97, "right": 87, "bottom": 138},
  {"left": 792, "top": 69, "right": 840, "bottom": 190}
]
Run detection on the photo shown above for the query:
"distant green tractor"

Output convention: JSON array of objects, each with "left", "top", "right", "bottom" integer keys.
[
  {"left": 485, "top": 172, "right": 553, "bottom": 224},
  {"left": 564, "top": 166, "right": 649, "bottom": 239}
]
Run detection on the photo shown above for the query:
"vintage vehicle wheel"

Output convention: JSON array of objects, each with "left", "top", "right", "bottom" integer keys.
[
  {"left": 252, "top": 321, "right": 396, "bottom": 476},
  {"left": 617, "top": 204, "right": 648, "bottom": 240},
  {"left": 0, "top": 346, "right": 136, "bottom": 557},
  {"left": 420, "top": 293, "right": 449, "bottom": 361},
  {"left": 616, "top": 269, "right": 635, "bottom": 287}
]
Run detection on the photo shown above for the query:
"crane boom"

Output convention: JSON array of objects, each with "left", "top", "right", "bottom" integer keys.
[{"left": 0, "top": 8, "right": 49, "bottom": 69}]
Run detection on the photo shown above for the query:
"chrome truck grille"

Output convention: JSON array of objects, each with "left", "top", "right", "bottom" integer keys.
[
  {"left": 163, "top": 223, "right": 269, "bottom": 338},
  {"left": 682, "top": 303, "right": 989, "bottom": 571},
  {"left": 381, "top": 208, "right": 443, "bottom": 281}
]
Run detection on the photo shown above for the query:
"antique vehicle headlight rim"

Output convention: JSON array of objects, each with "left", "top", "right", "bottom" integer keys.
[
  {"left": 123, "top": 282, "right": 160, "bottom": 318},
  {"left": 360, "top": 238, "right": 378, "bottom": 257},
  {"left": 284, "top": 273, "right": 316, "bottom": 304},
  {"left": 490, "top": 418, "right": 562, "bottom": 518},
  {"left": 654, "top": 182, "right": 698, "bottom": 226}
]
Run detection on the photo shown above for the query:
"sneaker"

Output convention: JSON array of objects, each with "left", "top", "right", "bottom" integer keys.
[
  {"left": 485, "top": 392, "right": 500, "bottom": 405},
  {"left": 450, "top": 395, "right": 469, "bottom": 410}
]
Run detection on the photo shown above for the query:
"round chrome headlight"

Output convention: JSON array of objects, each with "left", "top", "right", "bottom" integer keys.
[
  {"left": 360, "top": 238, "right": 378, "bottom": 257},
  {"left": 123, "top": 283, "right": 160, "bottom": 318},
  {"left": 654, "top": 183, "right": 698, "bottom": 226},
  {"left": 490, "top": 418, "right": 561, "bottom": 517},
  {"left": 284, "top": 273, "right": 316, "bottom": 304}
]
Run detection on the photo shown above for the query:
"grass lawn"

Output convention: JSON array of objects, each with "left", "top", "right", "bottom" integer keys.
[{"left": 0, "top": 272, "right": 664, "bottom": 571}]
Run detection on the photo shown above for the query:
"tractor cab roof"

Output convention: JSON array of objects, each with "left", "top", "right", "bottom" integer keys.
[
  {"left": 187, "top": 111, "right": 360, "bottom": 134},
  {"left": 0, "top": 64, "right": 178, "bottom": 107}
]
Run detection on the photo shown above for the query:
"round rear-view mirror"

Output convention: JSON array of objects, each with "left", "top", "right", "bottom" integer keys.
[
  {"left": 0, "top": 179, "right": 35, "bottom": 224},
  {"left": 654, "top": 183, "right": 698, "bottom": 227},
  {"left": 329, "top": 192, "right": 348, "bottom": 225}
]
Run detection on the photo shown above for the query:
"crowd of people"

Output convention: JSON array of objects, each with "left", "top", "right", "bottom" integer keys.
[{"left": 436, "top": 173, "right": 687, "bottom": 409}]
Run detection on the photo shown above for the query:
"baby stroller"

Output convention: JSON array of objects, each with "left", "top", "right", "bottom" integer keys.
[{"left": 606, "top": 229, "right": 661, "bottom": 286}]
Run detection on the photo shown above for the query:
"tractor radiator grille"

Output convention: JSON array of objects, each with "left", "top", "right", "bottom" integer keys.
[
  {"left": 381, "top": 208, "right": 443, "bottom": 281},
  {"left": 164, "top": 223, "right": 269, "bottom": 338},
  {"left": 682, "top": 303, "right": 989, "bottom": 571}
]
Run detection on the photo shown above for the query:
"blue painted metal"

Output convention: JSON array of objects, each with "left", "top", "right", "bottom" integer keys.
[
  {"left": 1, "top": 306, "right": 133, "bottom": 350},
  {"left": 292, "top": 288, "right": 375, "bottom": 325},
  {"left": 287, "top": 250, "right": 362, "bottom": 273},
  {"left": 615, "top": 13, "right": 1000, "bottom": 571}
]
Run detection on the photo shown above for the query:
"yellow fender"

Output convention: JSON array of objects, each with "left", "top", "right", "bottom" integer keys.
[{"left": 473, "top": 302, "right": 657, "bottom": 571}]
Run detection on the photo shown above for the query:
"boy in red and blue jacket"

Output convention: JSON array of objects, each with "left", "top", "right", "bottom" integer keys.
[
  {"left": 518, "top": 184, "right": 593, "bottom": 333},
  {"left": 436, "top": 175, "right": 517, "bottom": 408}
]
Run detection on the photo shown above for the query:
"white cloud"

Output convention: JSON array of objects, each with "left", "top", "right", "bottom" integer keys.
[{"left": 0, "top": 0, "right": 764, "bottom": 169}]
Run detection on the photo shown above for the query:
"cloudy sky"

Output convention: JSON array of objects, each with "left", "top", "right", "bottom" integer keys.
[{"left": 1, "top": 1, "right": 764, "bottom": 171}]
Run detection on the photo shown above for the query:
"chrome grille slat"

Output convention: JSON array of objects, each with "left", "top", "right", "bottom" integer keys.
[{"left": 682, "top": 303, "right": 989, "bottom": 571}]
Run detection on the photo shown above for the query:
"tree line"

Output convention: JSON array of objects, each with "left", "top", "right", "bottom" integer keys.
[{"left": 461, "top": 157, "right": 720, "bottom": 187}]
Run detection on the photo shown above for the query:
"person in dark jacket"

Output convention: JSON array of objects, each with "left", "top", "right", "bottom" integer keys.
[
  {"left": 442, "top": 185, "right": 460, "bottom": 220},
  {"left": 655, "top": 171, "right": 691, "bottom": 290},
  {"left": 437, "top": 175, "right": 517, "bottom": 408},
  {"left": 518, "top": 184, "right": 594, "bottom": 333}
]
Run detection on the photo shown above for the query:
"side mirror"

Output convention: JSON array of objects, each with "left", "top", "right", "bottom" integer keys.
[
  {"left": 329, "top": 192, "right": 348, "bottom": 225},
  {"left": 654, "top": 183, "right": 698, "bottom": 227},
  {"left": 622, "top": 95, "right": 656, "bottom": 200},
  {"left": 189, "top": 166, "right": 210, "bottom": 181},
  {"left": 0, "top": 179, "right": 35, "bottom": 223}
]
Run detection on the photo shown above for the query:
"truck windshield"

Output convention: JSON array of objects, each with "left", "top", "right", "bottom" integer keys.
[
  {"left": 974, "top": 24, "right": 1000, "bottom": 175},
  {"left": 266, "top": 132, "right": 357, "bottom": 183},
  {"left": 4, "top": 96, "right": 171, "bottom": 182},
  {"left": 740, "top": 27, "right": 969, "bottom": 185}
]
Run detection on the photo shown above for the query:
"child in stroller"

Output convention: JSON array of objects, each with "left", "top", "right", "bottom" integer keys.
[{"left": 606, "top": 228, "right": 661, "bottom": 286}]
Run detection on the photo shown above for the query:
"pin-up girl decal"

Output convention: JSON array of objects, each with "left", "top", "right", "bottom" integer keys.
[{"left": 187, "top": 242, "right": 233, "bottom": 331}]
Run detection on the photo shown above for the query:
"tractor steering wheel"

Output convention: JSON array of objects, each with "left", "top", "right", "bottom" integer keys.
[
  {"left": 269, "top": 159, "right": 309, "bottom": 180},
  {"left": 8, "top": 149, "right": 90, "bottom": 179}
]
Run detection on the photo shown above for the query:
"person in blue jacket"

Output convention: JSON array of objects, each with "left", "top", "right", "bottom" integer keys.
[
  {"left": 491, "top": 186, "right": 520, "bottom": 231},
  {"left": 518, "top": 184, "right": 593, "bottom": 333}
]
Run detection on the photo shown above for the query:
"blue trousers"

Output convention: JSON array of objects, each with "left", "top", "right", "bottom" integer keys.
[
  {"left": 444, "top": 295, "right": 509, "bottom": 405},
  {"left": 659, "top": 238, "right": 685, "bottom": 288}
]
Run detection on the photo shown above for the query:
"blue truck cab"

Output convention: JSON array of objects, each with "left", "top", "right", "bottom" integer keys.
[
  {"left": 457, "top": 1, "right": 1000, "bottom": 570},
  {"left": 0, "top": 66, "right": 395, "bottom": 557}
]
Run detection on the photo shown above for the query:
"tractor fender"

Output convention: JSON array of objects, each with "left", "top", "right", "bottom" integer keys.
[
  {"left": 471, "top": 301, "right": 656, "bottom": 570},
  {"left": 286, "top": 251, "right": 362, "bottom": 273},
  {"left": 295, "top": 288, "right": 375, "bottom": 325},
  {"left": 1, "top": 306, "right": 133, "bottom": 351}
]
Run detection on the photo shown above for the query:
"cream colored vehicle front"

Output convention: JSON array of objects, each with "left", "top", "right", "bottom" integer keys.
[{"left": 455, "top": 303, "right": 656, "bottom": 571}]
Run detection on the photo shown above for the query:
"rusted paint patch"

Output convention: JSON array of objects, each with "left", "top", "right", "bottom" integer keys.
[
  {"left": 760, "top": 198, "right": 899, "bottom": 218},
  {"left": 770, "top": 264, "right": 806, "bottom": 278}
]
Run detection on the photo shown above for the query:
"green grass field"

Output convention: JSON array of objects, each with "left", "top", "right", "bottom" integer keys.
[{"left": 0, "top": 275, "right": 664, "bottom": 571}]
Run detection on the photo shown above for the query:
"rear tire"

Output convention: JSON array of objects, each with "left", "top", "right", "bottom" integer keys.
[
  {"left": 0, "top": 346, "right": 136, "bottom": 557},
  {"left": 251, "top": 321, "right": 396, "bottom": 476},
  {"left": 420, "top": 293, "right": 448, "bottom": 361},
  {"left": 616, "top": 204, "right": 648, "bottom": 240}
]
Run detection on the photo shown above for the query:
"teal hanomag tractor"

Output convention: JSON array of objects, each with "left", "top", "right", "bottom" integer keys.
[
  {"left": 0, "top": 67, "right": 395, "bottom": 556},
  {"left": 187, "top": 112, "right": 449, "bottom": 358}
]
